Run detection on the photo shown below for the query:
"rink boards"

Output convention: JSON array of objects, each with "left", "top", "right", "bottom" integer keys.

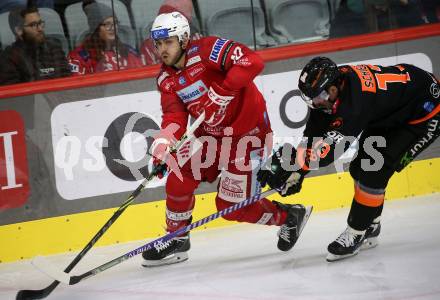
[{"left": 1, "top": 26, "right": 440, "bottom": 263}]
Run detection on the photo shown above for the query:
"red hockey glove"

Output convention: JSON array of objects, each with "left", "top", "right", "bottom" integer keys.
[
  {"left": 197, "top": 82, "right": 235, "bottom": 127},
  {"left": 150, "top": 124, "right": 180, "bottom": 179}
]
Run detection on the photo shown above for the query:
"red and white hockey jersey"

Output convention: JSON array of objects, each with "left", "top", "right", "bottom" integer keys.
[{"left": 156, "top": 36, "right": 270, "bottom": 139}]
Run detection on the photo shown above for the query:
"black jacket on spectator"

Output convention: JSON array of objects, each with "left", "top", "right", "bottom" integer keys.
[{"left": 0, "top": 37, "right": 70, "bottom": 85}]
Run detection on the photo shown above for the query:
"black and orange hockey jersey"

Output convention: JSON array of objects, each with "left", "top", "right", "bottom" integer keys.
[{"left": 297, "top": 63, "right": 440, "bottom": 171}]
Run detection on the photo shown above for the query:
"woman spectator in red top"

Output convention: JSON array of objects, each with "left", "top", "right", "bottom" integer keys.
[{"left": 68, "top": 2, "right": 142, "bottom": 75}]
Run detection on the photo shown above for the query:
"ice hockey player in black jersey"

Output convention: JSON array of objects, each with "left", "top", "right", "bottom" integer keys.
[{"left": 257, "top": 57, "right": 440, "bottom": 261}]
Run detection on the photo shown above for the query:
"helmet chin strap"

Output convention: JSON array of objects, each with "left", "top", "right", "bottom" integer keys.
[{"left": 172, "top": 41, "right": 186, "bottom": 68}]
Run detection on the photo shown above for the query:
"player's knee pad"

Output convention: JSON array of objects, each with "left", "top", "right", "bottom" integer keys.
[
  {"left": 215, "top": 170, "right": 250, "bottom": 221},
  {"left": 217, "top": 170, "right": 249, "bottom": 203}
]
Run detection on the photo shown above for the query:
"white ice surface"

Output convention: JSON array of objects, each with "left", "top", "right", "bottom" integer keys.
[{"left": 1, "top": 193, "right": 440, "bottom": 300}]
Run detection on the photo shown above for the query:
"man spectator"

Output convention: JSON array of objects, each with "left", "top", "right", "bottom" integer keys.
[{"left": 0, "top": 6, "right": 70, "bottom": 85}]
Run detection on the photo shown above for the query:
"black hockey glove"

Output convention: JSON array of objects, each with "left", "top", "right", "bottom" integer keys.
[{"left": 257, "top": 145, "right": 306, "bottom": 197}]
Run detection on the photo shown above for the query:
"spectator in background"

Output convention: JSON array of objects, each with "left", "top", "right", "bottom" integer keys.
[
  {"left": 0, "top": 0, "right": 54, "bottom": 14},
  {"left": 0, "top": 6, "right": 70, "bottom": 85},
  {"left": 330, "top": 0, "right": 426, "bottom": 39},
  {"left": 420, "top": 0, "right": 440, "bottom": 23},
  {"left": 81, "top": 0, "right": 95, "bottom": 11},
  {"left": 385, "top": 0, "right": 426, "bottom": 28},
  {"left": 329, "top": 0, "right": 369, "bottom": 38},
  {"left": 68, "top": 2, "right": 142, "bottom": 75},
  {"left": 139, "top": 0, "right": 202, "bottom": 66}
]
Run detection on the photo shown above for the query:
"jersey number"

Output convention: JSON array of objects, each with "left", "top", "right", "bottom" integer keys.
[{"left": 370, "top": 65, "right": 410, "bottom": 90}]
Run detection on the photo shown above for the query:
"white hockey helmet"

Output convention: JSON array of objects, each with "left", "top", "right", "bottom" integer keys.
[{"left": 150, "top": 12, "right": 190, "bottom": 42}]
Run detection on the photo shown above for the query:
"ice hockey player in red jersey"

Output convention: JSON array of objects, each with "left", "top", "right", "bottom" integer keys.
[
  {"left": 141, "top": 12, "right": 312, "bottom": 267},
  {"left": 258, "top": 57, "right": 440, "bottom": 261}
]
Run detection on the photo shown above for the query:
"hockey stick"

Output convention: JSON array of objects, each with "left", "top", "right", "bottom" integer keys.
[
  {"left": 31, "top": 188, "right": 277, "bottom": 286},
  {"left": 16, "top": 112, "right": 205, "bottom": 300}
]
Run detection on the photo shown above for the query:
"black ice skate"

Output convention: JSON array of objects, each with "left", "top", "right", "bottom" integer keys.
[
  {"left": 274, "top": 201, "right": 313, "bottom": 251},
  {"left": 326, "top": 226, "right": 365, "bottom": 262},
  {"left": 361, "top": 221, "right": 381, "bottom": 250},
  {"left": 142, "top": 233, "right": 190, "bottom": 267}
]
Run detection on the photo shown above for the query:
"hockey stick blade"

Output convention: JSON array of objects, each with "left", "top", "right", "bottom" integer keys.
[
  {"left": 17, "top": 113, "right": 206, "bottom": 299},
  {"left": 31, "top": 256, "right": 70, "bottom": 285},
  {"left": 33, "top": 189, "right": 278, "bottom": 286},
  {"left": 16, "top": 282, "right": 59, "bottom": 300}
]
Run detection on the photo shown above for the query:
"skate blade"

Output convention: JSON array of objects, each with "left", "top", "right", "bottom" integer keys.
[
  {"left": 298, "top": 206, "right": 313, "bottom": 237},
  {"left": 326, "top": 250, "right": 360, "bottom": 262},
  {"left": 361, "top": 237, "right": 378, "bottom": 250},
  {"left": 142, "top": 252, "right": 188, "bottom": 268}
]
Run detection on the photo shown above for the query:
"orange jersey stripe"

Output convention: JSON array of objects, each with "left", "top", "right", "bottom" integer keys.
[{"left": 409, "top": 104, "right": 440, "bottom": 125}]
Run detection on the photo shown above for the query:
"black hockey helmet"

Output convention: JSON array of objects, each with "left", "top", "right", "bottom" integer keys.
[
  {"left": 298, "top": 57, "right": 340, "bottom": 111},
  {"left": 298, "top": 57, "right": 339, "bottom": 98}
]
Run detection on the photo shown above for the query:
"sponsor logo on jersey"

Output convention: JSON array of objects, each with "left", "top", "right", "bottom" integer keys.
[
  {"left": 166, "top": 208, "right": 193, "bottom": 221},
  {"left": 423, "top": 101, "right": 435, "bottom": 113},
  {"left": 157, "top": 71, "right": 169, "bottom": 86},
  {"left": 163, "top": 80, "right": 174, "bottom": 92},
  {"left": 257, "top": 213, "right": 273, "bottom": 225},
  {"left": 401, "top": 118, "right": 440, "bottom": 168},
  {"left": 178, "top": 76, "right": 186, "bottom": 85},
  {"left": 231, "top": 46, "right": 244, "bottom": 63},
  {"left": 202, "top": 124, "right": 225, "bottom": 136},
  {"left": 209, "top": 38, "right": 228, "bottom": 63},
  {"left": 151, "top": 28, "right": 169, "bottom": 40},
  {"left": 186, "top": 55, "right": 201, "bottom": 67},
  {"left": 187, "top": 63, "right": 206, "bottom": 79},
  {"left": 176, "top": 80, "right": 208, "bottom": 103},
  {"left": 222, "top": 178, "right": 243, "bottom": 194},
  {"left": 325, "top": 130, "right": 345, "bottom": 144},
  {"left": 430, "top": 82, "right": 440, "bottom": 98},
  {"left": 219, "top": 173, "right": 246, "bottom": 202},
  {"left": 187, "top": 46, "right": 199, "bottom": 55},
  {"left": 234, "top": 57, "right": 252, "bottom": 67}
]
